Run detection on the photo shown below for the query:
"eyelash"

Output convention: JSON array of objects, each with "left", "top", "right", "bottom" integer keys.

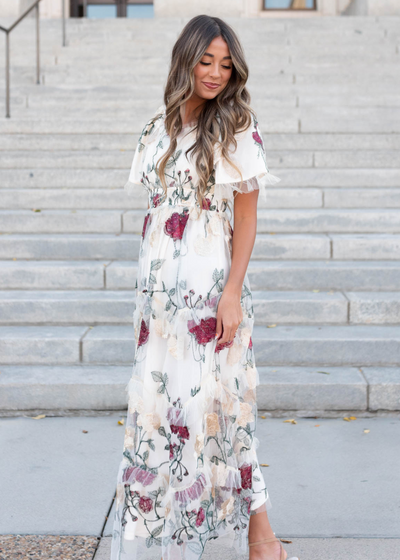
[{"left": 200, "top": 62, "right": 232, "bottom": 69}]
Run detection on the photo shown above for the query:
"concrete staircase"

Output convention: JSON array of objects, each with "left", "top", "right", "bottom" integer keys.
[{"left": 1, "top": 16, "right": 399, "bottom": 414}]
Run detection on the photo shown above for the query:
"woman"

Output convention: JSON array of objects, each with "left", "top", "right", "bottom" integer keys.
[{"left": 110, "top": 14, "right": 298, "bottom": 560}]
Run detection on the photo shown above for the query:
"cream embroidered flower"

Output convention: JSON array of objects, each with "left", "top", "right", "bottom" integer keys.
[
  {"left": 150, "top": 227, "right": 161, "bottom": 247},
  {"left": 240, "top": 327, "right": 252, "bottom": 348},
  {"left": 237, "top": 402, "right": 255, "bottom": 427},
  {"left": 137, "top": 412, "right": 161, "bottom": 434},
  {"left": 167, "top": 335, "right": 185, "bottom": 360},
  {"left": 194, "top": 433, "right": 205, "bottom": 455},
  {"left": 206, "top": 214, "right": 221, "bottom": 236},
  {"left": 154, "top": 318, "right": 165, "bottom": 338},
  {"left": 244, "top": 389, "right": 256, "bottom": 403},
  {"left": 123, "top": 435, "right": 134, "bottom": 450},
  {"left": 221, "top": 395, "right": 235, "bottom": 415},
  {"left": 218, "top": 496, "right": 235, "bottom": 520},
  {"left": 205, "top": 412, "right": 220, "bottom": 436},
  {"left": 116, "top": 483, "right": 125, "bottom": 506},
  {"left": 227, "top": 341, "right": 242, "bottom": 366},
  {"left": 246, "top": 366, "right": 257, "bottom": 390},
  {"left": 128, "top": 392, "right": 144, "bottom": 414},
  {"left": 194, "top": 232, "right": 215, "bottom": 256}
]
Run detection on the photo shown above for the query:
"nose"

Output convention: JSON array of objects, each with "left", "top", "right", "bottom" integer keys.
[{"left": 209, "top": 63, "right": 221, "bottom": 79}]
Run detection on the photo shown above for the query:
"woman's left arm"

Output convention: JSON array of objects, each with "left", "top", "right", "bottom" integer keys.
[{"left": 215, "top": 190, "right": 258, "bottom": 344}]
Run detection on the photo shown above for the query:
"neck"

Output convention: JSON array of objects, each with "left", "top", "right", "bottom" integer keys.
[{"left": 180, "top": 96, "right": 205, "bottom": 126}]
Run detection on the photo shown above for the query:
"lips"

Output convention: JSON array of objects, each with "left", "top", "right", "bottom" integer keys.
[{"left": 203, "top": 82, "right": 220, "bottom": 89}]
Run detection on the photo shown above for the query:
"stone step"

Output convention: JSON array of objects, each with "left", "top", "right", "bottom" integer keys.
[
  {"left": 1, "top": 133, "right": 400, "bottom": 151},
  {"left": 2, "top": 187, "right": 400, "bottom": 210},
  {"left": 4, "top": 149, "right": 400, "bottom": 169},
  {"left": 0, "top": 289, "right": 398, "bottom": 326},
  {"left": 12, "top": 92, "right": 400, "bottom": 111},
  {"left": 1, "top": 324, "right": 398, "bottom": 366},
  {"left": 2, "top": 108, "right": 400, "bottom": 135},
  {"left": 2, "top": 260, "right": 399, "bottom": 291},
  {"left": 2, "top": 168, "right": 400, "bottom": 188},
  {"left": 1, "top": 364, "right": 397, "bottom": 412},
  {"left": 0, "top": 233, "right": 332, "bottom": 261},
  {"left": 106, "top": 261, "right": 400, "bottom": 292},
  {"left": 124, "top": 209, "right": 400, "bottom": 234},
  {"left": 1, "top": 233, "right": 398, "bottom": 261},
  {"left": 3, "top": 208, "right": 400, "bottom": 234}
]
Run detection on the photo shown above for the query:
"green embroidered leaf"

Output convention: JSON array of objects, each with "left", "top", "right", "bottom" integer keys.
[
  {"left": 149, "top": 273, "right": 156, "bottom": 284},
  {"left": 150, "top": 259, "right": 165, "bottom": 271},
  {"left": 151, "top": 371, "right": 163, "bottom": 382},
  {"left": 158, "top": 426, "right": 167, "bottom": 437},
  {"left": 151, "top": 525, "right": 163, "bottom": 538},
  {"left": 143, "top": 450, "right": 149, "bottom": 462}
]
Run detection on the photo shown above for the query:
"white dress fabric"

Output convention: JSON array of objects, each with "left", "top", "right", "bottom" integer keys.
[{"left": 110, "top": 105, "right": 281, "bottom": 560}]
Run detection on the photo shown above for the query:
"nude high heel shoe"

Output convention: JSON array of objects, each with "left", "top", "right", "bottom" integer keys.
[{"left": 249, "top": 536, "right": 299, "bottom": 560}]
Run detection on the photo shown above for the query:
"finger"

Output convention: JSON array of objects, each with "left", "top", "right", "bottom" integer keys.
[{"left": 215, "top": 314, "right": 222, "bottom": 340}]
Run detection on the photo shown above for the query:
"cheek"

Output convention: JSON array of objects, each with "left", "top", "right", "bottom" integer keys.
[{"left": 194, "top": 64, "right": 208, "bottom": 81}]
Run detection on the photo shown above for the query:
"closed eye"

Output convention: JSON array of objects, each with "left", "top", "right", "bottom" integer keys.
[{"left": 200, "top": 62, "right": 232, "bottom": 69}]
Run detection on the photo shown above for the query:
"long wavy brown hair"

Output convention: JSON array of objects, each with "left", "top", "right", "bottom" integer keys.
[{"left": 154, "top": 14, "right": 255, "bottom": 214}]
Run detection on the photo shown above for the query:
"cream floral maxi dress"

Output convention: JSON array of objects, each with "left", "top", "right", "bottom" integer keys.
[{"left": 110, "top": 105, "right": 281, "bottom": 560}]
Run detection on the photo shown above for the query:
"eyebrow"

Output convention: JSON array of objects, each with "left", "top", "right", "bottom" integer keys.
[{"left": 203, "top": 52, "right": 232, "bottom": 60}]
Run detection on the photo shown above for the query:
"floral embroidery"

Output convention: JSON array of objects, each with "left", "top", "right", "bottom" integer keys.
[{"left": 111, "top": 105, "right": 271, "bottom": 560}]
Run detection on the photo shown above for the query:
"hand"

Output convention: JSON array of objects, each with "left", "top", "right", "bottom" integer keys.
[{"left": 215, "top": 288, "right": 243, "bottom": 345}]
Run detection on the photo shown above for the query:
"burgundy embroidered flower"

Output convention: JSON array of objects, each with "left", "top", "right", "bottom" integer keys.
[
  {"left": 252, "top": 128, "right": 264, "bottom": 149},
  {"left": 244, "top": 496, "right": 252, "bottom": 514},
  {"left": 248, "top": 337, "right": 253, "bottom": 349},
  {"left": 153, "top": 193, "right": 162, "bottom": 208},
  {"left": 169, "top": 442, "right": 177, "bottom": 460},
  {"left": 239, "top": 463, "right": 252, "bottom": 490},
  {"left": 138, "top": 319, "right": 150, "bottom": 347},
  {"left": 202, "top": 198, "right": 211, "bottom": 210},
  {"left": 164, "top": 209, "right": 189, "bottom": 241},
  {"left": 188, "top": 317, "right": 217, "bottom": 346},
  {"left": 138, "top": 496, "right": 153, "bottom": 513},
  {"left": 142, "top": 214, "right": 151, "bottom": 239},
  {"left": 215, "top": 339, "right": 234, "bottom": 353},
  {"left": 195, "top": 507, "right": 205, "bottom": 526},
  {"left": 171, "top": 424, "right": 190, "bottom": 440}
]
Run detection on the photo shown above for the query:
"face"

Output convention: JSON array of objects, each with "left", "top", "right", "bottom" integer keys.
[{"left": 193, "top": 36, "right": 233, "bottom": 101}]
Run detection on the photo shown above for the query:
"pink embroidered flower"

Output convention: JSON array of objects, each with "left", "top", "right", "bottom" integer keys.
[
  {"left": 142, "top": 214, "right": 151, "bottom": 239},
  {"left": 248, "top": 336, "right": 253, "bottom": 349},
  {"left": 164, "top": 210, "right": 189, "bottom": 240},
  {"left": 252, "top": 128, "right": 264, "bottom": 149},
  {"left": 195, "top": 507, "right": 205, "bottom": 526},
  {"left": 239, "top": 463, "right": 252, "bottom": 490},
  {"left": 188, "top": 317, "right": 217, "bottom": 346},
  {"left": 138, "top": 319, "right": 150, "bottom": 347},
  {"left": 122, "top": 466, "right": 156, "bottom": 486},
  {"left": 215, "top": 339, "right": 234, "bottom": 353},
  {"left": 138, "top": 496, "right": 153, "bottom": 513}
]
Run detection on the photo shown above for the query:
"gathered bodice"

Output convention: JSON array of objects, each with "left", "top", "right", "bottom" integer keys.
[{"left": 124, "top": 104, "right": 281, "bottom": 212}]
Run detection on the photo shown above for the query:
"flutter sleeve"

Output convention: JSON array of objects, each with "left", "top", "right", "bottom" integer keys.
[
  {"left": 213, "top": 112, "right": 281, "bottom": 202},
  {"left": 124, "top": 104, "right": 165, "bottom": 196}
]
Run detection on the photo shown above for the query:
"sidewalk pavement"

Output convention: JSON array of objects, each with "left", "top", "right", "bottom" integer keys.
[{"left": 1, "top": 413, "right": 399, "bottom": 559}]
